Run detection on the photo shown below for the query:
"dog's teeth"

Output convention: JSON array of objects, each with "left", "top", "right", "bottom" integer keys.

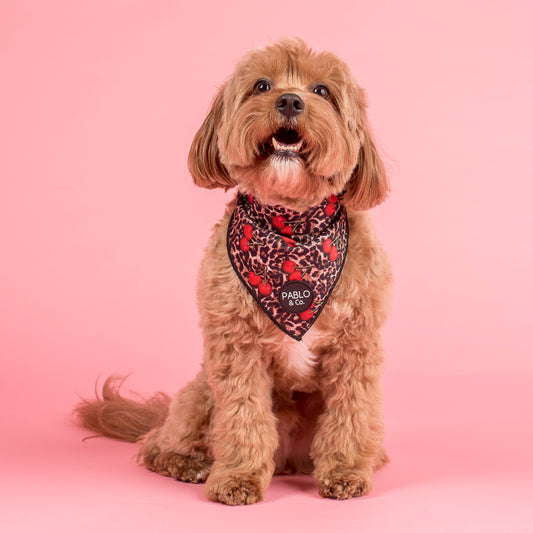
[{"left": 272, "top": 137, "right": 303, "bottom": 153}]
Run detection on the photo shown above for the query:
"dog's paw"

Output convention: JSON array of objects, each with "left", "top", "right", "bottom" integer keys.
[
  {"left": 143, "top": 450, "right": 212, "bottom": 483},
  {"left": 318, "top": 470, "right": 372, "bottom": 500},
  {"left": 206, "top": 473, "right": 263, "bottom": 505}
]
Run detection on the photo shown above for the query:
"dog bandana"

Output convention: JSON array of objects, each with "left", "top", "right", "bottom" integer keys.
[{"left": 227, "top": 192, "right": 348, "bottom": 340}]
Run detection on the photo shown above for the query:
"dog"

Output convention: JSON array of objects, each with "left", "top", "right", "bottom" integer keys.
[{"left": 75, "top": 38, "right": 392, "bottom": 505}]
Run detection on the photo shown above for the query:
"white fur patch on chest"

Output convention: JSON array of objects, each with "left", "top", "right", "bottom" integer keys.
[{"left": 282, "top": 328, "right": 320, "bottom": 376}]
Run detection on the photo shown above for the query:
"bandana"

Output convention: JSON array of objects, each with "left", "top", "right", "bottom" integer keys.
[{"left": 227, "top": 192, "right": 349, "bottom": 340}]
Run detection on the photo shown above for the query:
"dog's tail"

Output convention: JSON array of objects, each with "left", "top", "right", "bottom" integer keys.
[{"left": 73, "top": 375, "right": 171, "bottom": 443}]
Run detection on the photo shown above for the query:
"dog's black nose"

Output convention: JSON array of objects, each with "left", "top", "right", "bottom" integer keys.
[{"left": 276, "top": 93, "right": 305, "bottom": 119}]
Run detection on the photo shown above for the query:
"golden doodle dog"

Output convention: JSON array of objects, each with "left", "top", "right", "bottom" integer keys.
[{"left": 75, "top": 38, "right": 392, "bottom": 505}]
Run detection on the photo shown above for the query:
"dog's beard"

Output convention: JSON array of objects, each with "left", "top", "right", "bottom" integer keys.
[
  {"left": 266, "top": 152, "right": 305, "bottom": 185},
  {"left": 232, "top": 159, "right": 335, "bottom": 211},
  {"left": 255, "top": 126, "right": 308, "bottom": 188}
]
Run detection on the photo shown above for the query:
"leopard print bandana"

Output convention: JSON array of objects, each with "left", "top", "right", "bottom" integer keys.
[{"left": 227, "top": 192, "right": 348, "bottom": 340}]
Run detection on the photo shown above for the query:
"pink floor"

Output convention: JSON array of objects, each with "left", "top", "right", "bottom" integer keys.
[{"left": 2, "top": 372, "right": 531, "bottom": 533}]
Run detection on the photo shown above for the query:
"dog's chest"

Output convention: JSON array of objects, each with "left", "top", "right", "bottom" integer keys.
[{"left": 280, "top": 328, "right": 320, "bottom": 377}]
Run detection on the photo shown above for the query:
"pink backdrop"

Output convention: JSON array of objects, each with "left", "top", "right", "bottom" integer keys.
[{"left": 2, "top": 1, "right": 532, "bottom": 531}]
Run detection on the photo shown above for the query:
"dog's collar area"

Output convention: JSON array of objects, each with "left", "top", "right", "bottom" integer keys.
[
  {"left": 226, "top": 193, "right": 349, "bottom": 340},
  {"left": 239, "top": 192, "right": 342, "bottom": 237}
]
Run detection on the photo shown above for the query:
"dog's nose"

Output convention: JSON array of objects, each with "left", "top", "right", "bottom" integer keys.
[{"left": 276, "top": 93, "right": 305, "bottom": 119}]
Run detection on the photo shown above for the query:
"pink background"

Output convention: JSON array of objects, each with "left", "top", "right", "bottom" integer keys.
[{"left": 1, "top": 0, "right": 532, "bottom": 531}]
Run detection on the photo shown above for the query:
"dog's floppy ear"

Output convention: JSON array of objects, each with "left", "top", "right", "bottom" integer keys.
[
  {"left": 188, "top": 85, "right": 236, "bottom": 190},
  {"left": 342, "top": 108, "right": 389, "bottom": 210}
]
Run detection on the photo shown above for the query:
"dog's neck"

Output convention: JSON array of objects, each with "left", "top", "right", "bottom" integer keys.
[{"left": 239, "top": 192, "right": 342, "bottom": 237}]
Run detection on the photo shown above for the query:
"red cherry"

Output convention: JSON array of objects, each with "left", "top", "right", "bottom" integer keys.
[
  {"left": 289, "top": 271, "right": 302, "bottom": 281},
  {"left": 329, "top": 246, "right": 338, "bottom": 261},
  {"left": 247, "top": 194, "right": 254, "bottom": 203},
  {"left": 299, "top": 309, "right": 314, "bottom": 320},
  {"left": 309, "top": 302, "right": 315, "bottom": 309},
  {"left": 282, "top": 260, "right": 297, "bottom": 273},
  {"left": 328, "top": 194, "right": 339, "bottom": 203},
  {"left": 258, "top": 282, "right": 272, "bottom": 296},
  {"left": 322, "top": 238, "right": 332, "bottom": 253},
  {"left": 282, "top": 236, "right": 296, "bottom": 247},
  {"left": 248, "top": 272, "right": 261, "bottom": 286},
  {"left": 281, "top": 226, "right": 293, "bottom": 235},
  {"left": 325, "top": 203, "right": 336, "bottom": 216},
  {"left": 243, "top": 224, "right": 253, "bottom": 240},
  {"left": 271, "top": 216, "right": 286, "bottom": 229},
  {"left": 239, "top": 237, "right": 250, "bottom": 252}
]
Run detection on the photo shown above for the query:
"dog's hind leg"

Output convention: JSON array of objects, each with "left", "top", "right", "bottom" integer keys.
[{"left": 138, "top": 368, "right": 214, "bottom": 483}]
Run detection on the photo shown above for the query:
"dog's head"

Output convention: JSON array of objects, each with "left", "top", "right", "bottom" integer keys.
[{"left": 188, "top": 39, "right": 388, "bottom": 210}]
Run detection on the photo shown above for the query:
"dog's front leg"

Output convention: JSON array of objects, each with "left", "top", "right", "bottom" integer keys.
[
  {"left": 204, "top": 338, "right": 278, "bottom": 505},
  {"left": 310, "top": 335, "right": 385, "bottom": 500}
]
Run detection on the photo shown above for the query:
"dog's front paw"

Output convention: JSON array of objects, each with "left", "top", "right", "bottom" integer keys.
[
  {"left": 206, "top": 471, "right": 263, "bottom": 505},
  {"left": 318, "top": 469, "right": 372, "bottom": 500}
]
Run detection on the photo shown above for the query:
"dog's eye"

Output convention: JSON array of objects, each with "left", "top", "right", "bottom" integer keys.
[
  {"left": 254, "top": 79, "right": 272, "bottom": 94},
  {"left": 312, "top": 84, "right": 329, "bottom": 99}
]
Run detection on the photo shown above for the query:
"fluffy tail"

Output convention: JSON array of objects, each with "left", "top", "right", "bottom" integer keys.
[{"left": 73, "top": 375, "right": 171, "bottom": 442}]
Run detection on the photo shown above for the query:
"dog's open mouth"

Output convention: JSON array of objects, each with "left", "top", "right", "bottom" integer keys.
[
  {"left": 262, "top": 128, "right": 304, "bottom": 158},
  {"left": 272, "top": 128, "right": 303, "bottom": 154}
]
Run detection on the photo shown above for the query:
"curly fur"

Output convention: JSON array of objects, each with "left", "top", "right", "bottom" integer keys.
[{"left": 74, "top": 38, "right": 392, "bottom": 505}]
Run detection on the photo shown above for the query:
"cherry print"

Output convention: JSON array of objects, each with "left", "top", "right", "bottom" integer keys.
[
  {"left": 243, "top": 224, "right": 253, "bottom": 240},
  {"left": 258, "top": 281, "right": 272, "bottom": 296},
  {"left": 322, "top": 238, "right": 332, "bottom": 253},
  {"left": 239, "top": 237, "right": 249, "bottom": 252},
  {"left": 282, "top": 260, "right": 297, "bottom": 273},
  {"left": 247, "top": 194, "right": 254, "bottom": 203},
  {"left": 271, "top": 216, "right": 286, "bottom": 229},
  {"left": 329, "top": 246, "right": 338, "bottom": 261},
  {"left": 328, "top": 195, "right": 339, "bottom": 203},
  {"left": 282, "top": 236, "right": 296, "bottom": 247},
  {"left": 299, "top": 309, "right": 314, "bottom": 320},
  {"left": 289, "top": 271, "right": 302, "bottom": 281},
  {"left": 280, "top": 226, "right": 293, "bottom": 235},
  {"left": 325, "top": 203, "right": 336, "bottom": 216},
  {"left": 248, "top": 272, "right": 261, "bottom": 286}
]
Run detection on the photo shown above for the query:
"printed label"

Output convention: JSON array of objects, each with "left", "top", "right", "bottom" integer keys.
[{"left": 278, "top": 281, "right": 314, "bottom": 313}]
